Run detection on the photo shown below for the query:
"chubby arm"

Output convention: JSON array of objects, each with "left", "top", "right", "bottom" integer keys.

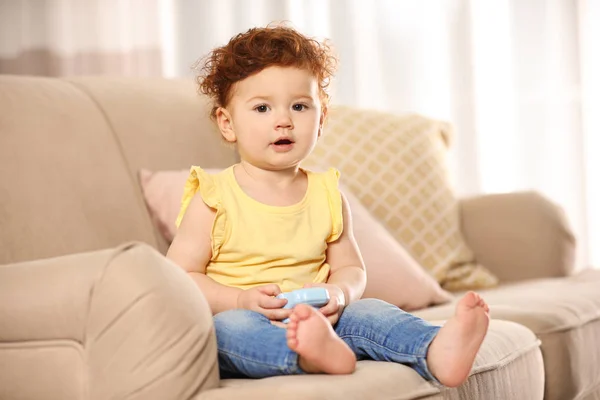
[
  {"left": 167, "top": 192, "right": 290, "bottom": 321},
  {"left": 325, "top": 192, "right": 367, "bottom": 304},
  {"left": 166, "top": 192, "right": 242, "bottom": 314}
]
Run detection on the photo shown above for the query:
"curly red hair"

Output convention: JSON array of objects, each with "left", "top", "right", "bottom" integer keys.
[{"left": 196, "top": 25, "right": 338, "bottom": 120}]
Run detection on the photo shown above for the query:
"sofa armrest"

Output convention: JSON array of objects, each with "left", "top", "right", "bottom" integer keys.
[
  {"left": 459, "top": 191, "right": 576, "bottom": 282},
  {"left": 0, "top": 242, "right": 218, "bottom": 400}
]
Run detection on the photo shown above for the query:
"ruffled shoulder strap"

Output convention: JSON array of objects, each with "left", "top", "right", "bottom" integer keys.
[
  {"left": 175, "top": 166, "right": 228, "bottom": 258},
  {"left": 175, "top": 166, "right": 220, "bottom": 227},
  {"left": 321, "top": 168, "right": 343, "bottom": 243}
]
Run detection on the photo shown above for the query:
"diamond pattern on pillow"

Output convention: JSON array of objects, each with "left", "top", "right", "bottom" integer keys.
[{"left": 303, "top": 106, "right": 498, "bottom": 291}]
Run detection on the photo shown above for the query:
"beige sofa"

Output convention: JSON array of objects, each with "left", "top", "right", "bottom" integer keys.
[{"left": 1, "top": 75, "right": 599, "bottom": 400}]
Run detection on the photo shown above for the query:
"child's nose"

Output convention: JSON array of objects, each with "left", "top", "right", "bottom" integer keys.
[{"left": 275, "top": 112, "right": 294, "bottom": 130}]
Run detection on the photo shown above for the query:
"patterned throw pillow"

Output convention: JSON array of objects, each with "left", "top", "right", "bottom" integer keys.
[{"left": 303, "top": 106, "right": 498, "bottom": 291}]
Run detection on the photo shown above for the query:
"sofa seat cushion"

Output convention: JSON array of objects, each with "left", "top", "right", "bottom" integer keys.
[
  {"left": 199, "top": 320, "right": 543, "bottom": 400},
  {"left": 414, "top": 269, "right": 600, "bottom": 400}
]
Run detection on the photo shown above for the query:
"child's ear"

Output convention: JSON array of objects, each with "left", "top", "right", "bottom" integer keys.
[
  {"left": 216, "top": 107, "right": 237, "bottom": 143},
  {"left": 318, "top": 107, "right": 328, "bottom": 138}
]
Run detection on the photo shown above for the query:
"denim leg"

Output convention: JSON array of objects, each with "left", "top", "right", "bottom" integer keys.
[
  {"left": 213, "top": 309, "right": 304, "bottom": 379},
  {"left": 334, "top": 298, "right": 441, "bottom": 382}
]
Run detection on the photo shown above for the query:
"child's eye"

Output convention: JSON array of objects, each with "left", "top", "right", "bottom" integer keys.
[
  {"left": 254, "top": 104, "right": 269, "bottom": 113},
  {"left": 292, "top": 104, "right": 307, "bottom": 111}
]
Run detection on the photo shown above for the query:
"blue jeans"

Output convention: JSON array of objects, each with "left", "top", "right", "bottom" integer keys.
[{"left": 213, "top": 298, "right": 441, "bottom": 381}]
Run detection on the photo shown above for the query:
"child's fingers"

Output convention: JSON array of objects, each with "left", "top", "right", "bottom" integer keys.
[
  {"left": 260, "top": 294, "right": 288, "bottom": 309},
  {"left": 263, "top": 307, "right": 293, "bottom": 321},
  {"left": 270, "top": 320, "right": 288, "bottom": 329},
  {"left": 257, "top": 284, "right": 282, "bottom": 297},
  {"left": 319, "top": 296, "right": 339, "bottom": 315}
]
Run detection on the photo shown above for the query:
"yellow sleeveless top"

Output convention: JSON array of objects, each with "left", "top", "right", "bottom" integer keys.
[{"left": 175, "top": 165, "right": 343, "bottom": 293}]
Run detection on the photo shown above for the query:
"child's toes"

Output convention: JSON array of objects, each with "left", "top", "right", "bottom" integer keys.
[
  {"left": 287, "top": 337, "right": 298, "bottom": 349},
  {"left": 286, "top": 326, "right": 297, "bottom": 340},
  {"left": 293, "top": 304, "right": 313, "bottom": 320}
]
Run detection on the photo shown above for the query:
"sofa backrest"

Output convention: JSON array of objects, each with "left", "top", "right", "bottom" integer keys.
[{"left": 0, "top": 76, "right": 237, "bottom": 265}]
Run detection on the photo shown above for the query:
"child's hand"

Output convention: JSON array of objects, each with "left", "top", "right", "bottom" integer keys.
[
  {"left": 237, "top": 284, "right": 292, "bottom": 323},
  {"left": 303, "top": 283, "right": 346, "bottom": 326}
]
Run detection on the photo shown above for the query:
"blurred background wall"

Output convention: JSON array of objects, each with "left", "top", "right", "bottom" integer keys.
[{"left": 1, "top": 0, "right": 598, "bottom": 271}]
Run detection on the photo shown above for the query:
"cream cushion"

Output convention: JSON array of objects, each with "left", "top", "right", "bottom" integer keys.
[{"left": 0, "top": 243, "right": 219, "bottom": 400}]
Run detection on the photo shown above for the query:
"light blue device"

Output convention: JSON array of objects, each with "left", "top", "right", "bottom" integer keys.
[{"left": 276, "top": 287, "right": 330, "bottom": 323}]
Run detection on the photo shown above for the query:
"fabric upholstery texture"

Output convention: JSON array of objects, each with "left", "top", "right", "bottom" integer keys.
[
  {"left": 0, "top": 243, "right": 219, "bottom": 400},
  {"left": 414, "top": 269, "right": 600, "bottom": 400},
  {"left": 0, "top": 77, "right": 158, "bottom": 264},
  {"left": 460, "top": 191, "right": 577, "bottom": 281},
  {"left": 302, "top": 107, "right": 498, "bottom": 291}
]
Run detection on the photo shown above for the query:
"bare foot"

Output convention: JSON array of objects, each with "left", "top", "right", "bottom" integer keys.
[
  {"left": 286, "top": 304, "right": 356, "bottom": 375},
  {"left": 427, "top": 291, "right": 490, "bottom": 387}
]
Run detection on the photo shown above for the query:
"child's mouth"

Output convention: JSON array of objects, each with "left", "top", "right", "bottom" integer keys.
[{"left": 272, "top": 138, "right": 295, "bottom": 152}]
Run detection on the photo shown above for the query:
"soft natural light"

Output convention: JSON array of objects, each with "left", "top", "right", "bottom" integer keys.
[
  {"left": 349, "top": 2, "right": 385, "bottom": 110},
  {"left": 286, "top": 0, "right": 331, "bottom": 41},
  {"left": 159, "top": 0, "right": 176, "bottom": 78},
  {"left": 143, "top": 0, "right": 600, "bottom": 269},
  {"left": 468, "top": 0, "right": 519, "bottom": 194},
  {"left": 579, "top": 0, "right": 600, "bottom": 268}
]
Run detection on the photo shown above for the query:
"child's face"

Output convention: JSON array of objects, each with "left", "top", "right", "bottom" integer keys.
[{"left": 217, "top": 66, "right": 323, "bottom": 171}]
